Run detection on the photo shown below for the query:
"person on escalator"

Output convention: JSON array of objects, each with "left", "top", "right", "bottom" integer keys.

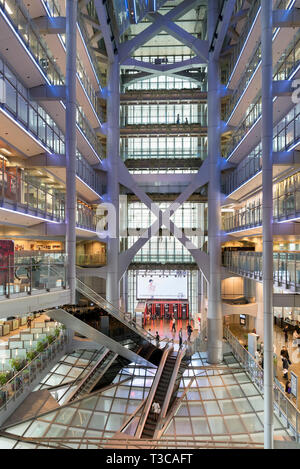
[
  {"left": 151, "top": 401, "right": 161, "bottom": 421},
  {"left": 155, "top": 331, "right": 160, "bottom": 346}
]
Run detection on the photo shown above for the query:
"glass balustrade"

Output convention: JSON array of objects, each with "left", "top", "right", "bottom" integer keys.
[
  {"left": 0, "top": 331, "right": 67, "bottom": 411},
  {"left": 224, "top": 0, "right": 260, "bottom": 85},
  {"left": 0, "top": 162, "right": 101, "bottom": 230},
  {"left": 0, "top": 0, "right": 102, "bottom": 121},
  {"left": 0, "top": 166, "right": 65, "bottom": 221},
  {"left": 223, "top": 251, "right": 300, "bottom": 289},
  {"left": 223, "top": 102, "right": 300, "bottom": 194},
  {"left": 76, "top": 253, "right": 106, "bottom": 267},
  {"left": 223, "top": 187, "right": 300, "bottom": 232},
  {"left": 224, "top": 13, "right": 300, "bottom": 129},
  {"left": 0, "top": 253, "right": 67, "bottom": 298},
  {"left": 224, "top": 327, "right": 300, "bottom": 441},
  {"left": 0, "top": 0, "right": 103, "bottom": 155},
  {"left": 0, "top": 56, "right": 103, "bottom": 194}
]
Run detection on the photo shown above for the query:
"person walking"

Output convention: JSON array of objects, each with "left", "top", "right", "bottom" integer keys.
[
  {"left": 179, "top": 328, "right": 183, "bottom": 348},
  {"left": 187, "top": 323, "right": 193, "bottom": 341},
  {"left": 176, "top": 113, "right": 180, "bottom": 124},
  {"left": 280, "top": 346, "right": 291, "bottom": 365},
  {"left": 282, "top": 356, "right": 289, "bottom": 380},
  {"left": 171, "top": 317, "right": 176, "bottom": 333}
]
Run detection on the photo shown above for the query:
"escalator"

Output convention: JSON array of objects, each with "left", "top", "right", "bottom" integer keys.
[
  {"left": 76, "top": 279, "right": 162, "bottom": 351},
  {"left": 141, "top": 351, "right": 177, "bottom": 439},
  {"left": 47, "top": 308, "right": 163, "bottom": 368},
  {"left": 67, "top": 350, "right": 118, "bottom": 402}
]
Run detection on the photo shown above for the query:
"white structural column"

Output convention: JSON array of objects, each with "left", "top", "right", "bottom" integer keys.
[
  {"left": 106, "top": 59, "right": 120, "bottom": 309},
  {"left": 65, "top": 0, "right": 77, "bottom": 304},
  {"left": 207, "top": 0, "right": 223, "bottom": 363},
  {"left": 261, "top": 0, "right": 274, "bottom": 450},
  {"left": 122, "top": 272, "right": 128, "bottom": 313}
]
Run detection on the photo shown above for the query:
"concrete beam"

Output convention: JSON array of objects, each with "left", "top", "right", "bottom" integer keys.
[
  {"left": 273, "top": 79, "right": 293, "bottom": 97},
  {"left": 25, "top": 153, "right": 66, "bottom": 167},
  {"left": 29, "top": 85, "right": 66, "bottom": 101},
  {"left": 32, "top": 16, "right": 66, "bottom": 34},
  {"left": 273, "top": 8, "right": 300, "bottom": 27}
]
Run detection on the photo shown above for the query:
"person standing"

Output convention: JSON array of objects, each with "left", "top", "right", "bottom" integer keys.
[
  {"left": 176, "top": 113, "right": 180, "bottom": 124},
  {"left": 151, "top": 401, "right": 161, "bottom": 422},
  {"left": 282, "top": 356, "right": 289, "bottom": 380},
  {"left": 280, "top": 346, "right": 291, "bottom": 365},
  {"left": 171, "top": 317, "right": 176, "bottom": 333},
  {"left": 283, "top": 325, "right": 289, "bottom": 344},
  {"left": 179, "top": 328, "right": 183, "bottom": 348},
  {"left": 155, "top": 331, "right": 160, "bottom": 347}
]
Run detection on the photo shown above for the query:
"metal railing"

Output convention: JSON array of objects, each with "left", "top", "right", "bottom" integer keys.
[
  {"left": 0, "top": 331, "right": 67, "bottom": 412},
  {"left": 75, "top": 279, "right": 158, "bottom": 345},
  {"left": 224, "top": 327, "right": 300, "bottom": 441},
  {"left": 223, "top": 188, "right": 300, "bottom": 232},
  {"left": 135, "top": 345, "right": 171, "bottom": 439},
  {"left": 11, "top": 435, "right": 264, "bottom": 449},
  {"left": 223, "top": 251, "right": 300, "bottom": 289}
]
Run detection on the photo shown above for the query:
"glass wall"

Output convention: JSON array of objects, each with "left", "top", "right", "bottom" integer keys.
[
  {"left": 121, "top": 136, "right": 207, "bottom": 160},
  {"left": 126, "top": 75, "right": 204, "bottom": 91},
  {"left": 121, "top": 103, "right": 207, "bottom": 126}
]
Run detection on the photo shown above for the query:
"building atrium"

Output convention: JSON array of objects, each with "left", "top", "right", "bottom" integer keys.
[{"left": 0, "top": 0, "right": 299, "bottom": 453}]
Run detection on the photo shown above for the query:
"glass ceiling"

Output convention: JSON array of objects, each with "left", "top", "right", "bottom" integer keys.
[
  {"left": 161, "top": 351, "right": 292, "bottom": 447},
  {"left": 0, "top": 362, "right": 156, "bottom": 449},
  {"left": 0, "top": 348, "right": 293, "bottom": 449}
]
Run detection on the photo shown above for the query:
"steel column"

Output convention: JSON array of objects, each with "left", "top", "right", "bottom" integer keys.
[
  {"left": 65, "top": 0, "right": 77, "bottom": 304},
  {"left": 261, "top": 0, "right": 274, "bottom": 450},
  {"left": 207, "top": 0, "right": 223, "bottom": 364},
  {"left": 106, "top": 59, "right": 120, "bottom": 309}
]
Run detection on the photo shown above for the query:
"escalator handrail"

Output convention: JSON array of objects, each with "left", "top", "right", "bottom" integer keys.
[
  {"left": 156, "top": 341, "right": 188, "bottom": 432},
  {"left": 135, "top": 345, "right": 172, "bottom": 439},
  {"left": 75, "top": 278, "right": 164, "bottom": 344},
  {"left": 66, "top": 349, "right": 113, "bottom": 402}
]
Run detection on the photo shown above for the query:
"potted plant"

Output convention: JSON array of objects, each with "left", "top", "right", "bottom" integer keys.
[{"left": 54, "top": 328, "right": 60, "bottom": 338}]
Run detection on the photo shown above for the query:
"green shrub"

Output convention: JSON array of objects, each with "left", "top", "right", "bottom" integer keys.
[
  {"left": 9, "top": 358, "right": 24, "bottom": 372},
  {"left": 46, "top": 335, "right": 55, "bottom": 345},
  {"left": 54, "top": 328, "right": 60, "bottom": 338},
  {"left": 36, "top": 341, "right": 46, "bottom": 353},
  {"left": 0, "top": 373, "right": 7, "bottom": 386},
  {"left": 26, "top": 351, "right": 37, "bottom": 362}
]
